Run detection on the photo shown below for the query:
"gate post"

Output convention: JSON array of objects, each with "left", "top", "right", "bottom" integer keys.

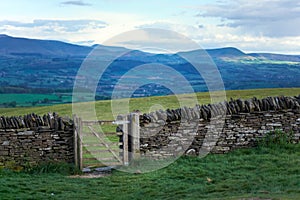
[
  {"left": 129, "top": 113, "right": 140, "bottom": 160},
  {"left": 117, "top": 115, "right": 129, "bottom": 166},
  {"left": 73, "top": 115, "right": 83, "bottom": 170},
  {"left": 73, "top": 115, "right": 78, "bottom": 168},
  {"left": 78, "top": 117, "right": 83, "bottom": 170}
]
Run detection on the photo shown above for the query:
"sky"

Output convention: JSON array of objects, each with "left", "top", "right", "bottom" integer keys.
[{"left": 0, "top": 0, "right": 300, "bottom": 54}]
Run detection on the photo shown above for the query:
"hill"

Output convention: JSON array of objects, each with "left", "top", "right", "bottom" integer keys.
[
  {"left": 207, "top": 47, "right": 246, "bottom": 58},
  {"left": 0, "top": 34, "right": 93, "bottom": 57},
  {"left": 1, "top": 34, "right": 299, "bottom": 61},
  {"left": 1, "top": 88, "right": 300, "bottom": 118},
  {"left": 249, "top": 52, "right": 300, "bottom": 62},
  {"left": 0, "top": 35, "right": 299, "bottom": 102}
]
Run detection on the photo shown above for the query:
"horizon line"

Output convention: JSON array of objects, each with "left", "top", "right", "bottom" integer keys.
[{"left": 1, "top": 33, "right": 300, "bottom": 56}]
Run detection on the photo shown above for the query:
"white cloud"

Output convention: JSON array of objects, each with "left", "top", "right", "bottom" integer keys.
[
  {"left": 60, "top": 1, "right": 92, "bottom": 6},
  {"left": 137, "top": 21, "right": 203, "bottom": 42},
  {"left": 0, "top": 19, "right": 109, "bottom": 45},
  {"left": 1, "top": 2, "right": 300, "bottom": 55},
  {"left": 135, "top": 20, "right": 300, "bottom": 54},
  {"left": 0, "top": 19, "right": 107, "bottom": 33},
  {"left": 197, "top": 0, "right": 300, "bottom": 37},
  {"left": 192, "top": 26, "right": 300, "bottom": 54}
]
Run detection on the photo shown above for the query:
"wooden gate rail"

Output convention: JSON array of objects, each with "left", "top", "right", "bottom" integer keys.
[
  {"left": 73, "top": 113, "right": 140, "bottom": 170},
  {"left": 87, "top": 126, "right": 123, "bottom": 164}
]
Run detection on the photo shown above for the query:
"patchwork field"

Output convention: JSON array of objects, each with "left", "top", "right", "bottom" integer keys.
[{"left": 0, "top": 88, "right": 300, "bottom": 119}]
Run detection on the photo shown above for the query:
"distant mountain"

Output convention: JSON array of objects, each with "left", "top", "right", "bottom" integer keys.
[
  {"left": 249, "top": 53, "right": 300, "bottom": 62},
  {"left": 207, "top": 47, "right": 246, "bottom": 58},
  {"left": 0, "top": 34, "right": 299, "bottom": 102},
  {"left": 0, "top": 34, "right": 127, "bottom": 59},
  {"left": 1, "top": 34, "right": 299, "bottom": 62},
  {"left": 0, "top": 34, "right": 94, "bottom": 57}
]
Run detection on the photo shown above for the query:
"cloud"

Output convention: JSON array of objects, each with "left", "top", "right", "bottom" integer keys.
[
  {"left": 137, "top": 21, "right": 202, "bottom": 39},
  {"left": 60, "top": 0, "right": 92, "bottom": 6},
  {"left": 75, "top": 40, "right": 95, "bottom": 46},
  {"left": 133, "top": 22, "right": 205, "bottom": 52},
  {"left": 0, "top": 19, "right": 109, "bottom": 46},
  {"left": 0, "top": 19, "right": 108, "bottom": 33},
  {"left": 196, "top": 0, "right": 300, "bottom": 37},
  {"left": 98, "top": 27, "right": 201, "bottom": 53},
  {"left": 135, "top": 20, "right": 300, "bottom": 54}
]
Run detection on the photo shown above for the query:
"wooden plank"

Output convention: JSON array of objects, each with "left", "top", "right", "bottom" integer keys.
[
  {"left": 77, "top": 117, "right": 128, "bottom": 169},
  {"left": 130, "top": 113, "right": 140, "bottom": 160},
  {"left": 103, "top": 132, "right": 123, "bottom": 136},
  {"left": 103, "top": 162, "right": 123, "bottom": 166},
  {"left": 84, "top": 157, "right": 120, "bottom": 161},
  {"left": 73, "top": 115, "right": 78, "bottom": 168},
  {"left": 77, "top": 116, "right": 82, "bottom": 170},
  {"left": 83, "top": 143, "right": 105, "bottom": 147},
  {"left": 120, "top": 115, "right": 129, "bottom": 166},
  {"left": 85, "top": 132, "right": 122, "bottom": 137},
  {"left": 82, "top": 120, "right": 115, "bottom": 126},
  {"left": 87, "top": 126, "right": 123, "bottom": 163},
  {"left": 128, "top": 113, "right": 140, "bottom": 160},
  {"left": 83, "top": 149, "right": 112, "bottom": 154},
  {"left": 82, "top": 132, "right": 122, "bottom": 136},
  {"left": 83, "top": 162, "right": 123, "bottom": 167},
  {"left": 112, "top": 120, "right": 130, "bottom": 125},
  {"left": 83, "top": 142, "right": 121, "bottom": 147},
  {"left": 79, "top": 117, "right": 83, "bottom": 170}
]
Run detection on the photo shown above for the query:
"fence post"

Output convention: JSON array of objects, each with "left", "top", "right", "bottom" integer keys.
[
  {"left": 78, "top": 117, "right": 83, "bottom": 170},
  {"left": 73, "top": 115, "right": 78, "bottom": 168},
  {"left": 130, "top": 113, "right": 140, "bottom": 160},
  {"left": 118, "top": 115, "right": 129, "bottom": 166}
]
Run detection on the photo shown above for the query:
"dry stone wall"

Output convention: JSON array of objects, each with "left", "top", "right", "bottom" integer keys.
[
  {"left": 0, "top": 113, "right": 74, "bottom": 168},
  {"left": 139, "top": 95, "right": 300, "bottom": 159},
  {"left": 1, "top": 95, "right": 300, "bottom": 168}
]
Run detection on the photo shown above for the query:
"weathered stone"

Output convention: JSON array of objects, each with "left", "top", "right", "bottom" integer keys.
[
  {"left": 0, "top": 113, "right": 74, "bottom": 169},
  {"left": 186, "top": 148, "right": 197, "bottom": 155},
  {"left": 139, "top": 95, "right": 300, "bottom": 159},
  {"left": 17, "top": 131, "right": 34, "bottom": 136},
  {"left": 149, "top": 112, "right": 158, "bottom": 121},
  {"left": 266, "top": 123, "right": 282, "bottom": 127}
]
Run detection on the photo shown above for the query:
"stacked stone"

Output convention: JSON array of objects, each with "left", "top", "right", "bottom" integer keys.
[
  {"left": 0, "top": 113, "right": 72, "bottom": 130},
  {"left": 140, "top": 96, "right": 300, "bottom": 125},
  {"left": 139, "top": 95, "right": 300, "bottom": 158},
  {"left": 0, "top": 113, "right": 74, "bottom": 169}
]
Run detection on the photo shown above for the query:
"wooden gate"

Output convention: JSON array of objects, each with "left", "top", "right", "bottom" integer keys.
[{"left": 73, "top": 114, "right": 139, "bottom": 170}]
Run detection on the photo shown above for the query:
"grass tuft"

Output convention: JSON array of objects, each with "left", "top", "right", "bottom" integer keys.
[
  {"left": 0, "top": 144, "right": 300, "bottom": 199},
  {"left": 23, "top": 162, "right": 81, "bottom": 175},
  {"left": 258, "top": 129, "right": 295, "bottom": 149}
]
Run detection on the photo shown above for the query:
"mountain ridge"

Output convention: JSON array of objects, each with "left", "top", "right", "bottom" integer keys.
[
  {"left": 0, "top": 34, "right": 299, "bottom": 101},
  {"left": 0, "top": 34, "right": 93, "bottom": 57},
  {"left": 1, "top": 34, "right": 299, "bottom": 62}
]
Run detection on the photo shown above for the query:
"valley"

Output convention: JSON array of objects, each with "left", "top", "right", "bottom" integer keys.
[{"left": 0, "top": 35, "right": 300, "bottom": 107}]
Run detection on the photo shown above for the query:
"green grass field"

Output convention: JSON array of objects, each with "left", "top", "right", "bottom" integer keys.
[
  {"left": 0, "top": 93, "right": 73, "bottom": 107},
  {"left": 1, "top": 88, "right": 300, "bottom": 199},
  {"left": 0, "top": 88, "right": 300, "bottom": 120},
  {"left": 1, "top": 144, "right": 300, "bottom": 200}
]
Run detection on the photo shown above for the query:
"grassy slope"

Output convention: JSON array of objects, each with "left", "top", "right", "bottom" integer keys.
[
  {"left": 0, "top": 88, "right": 300, "bottom": 119},
  {"left": 1, "top": 88, "right": 300, "bottom": 199},
  {"left": 0, "top": 145, "right": 300, "bottom": 200}
]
